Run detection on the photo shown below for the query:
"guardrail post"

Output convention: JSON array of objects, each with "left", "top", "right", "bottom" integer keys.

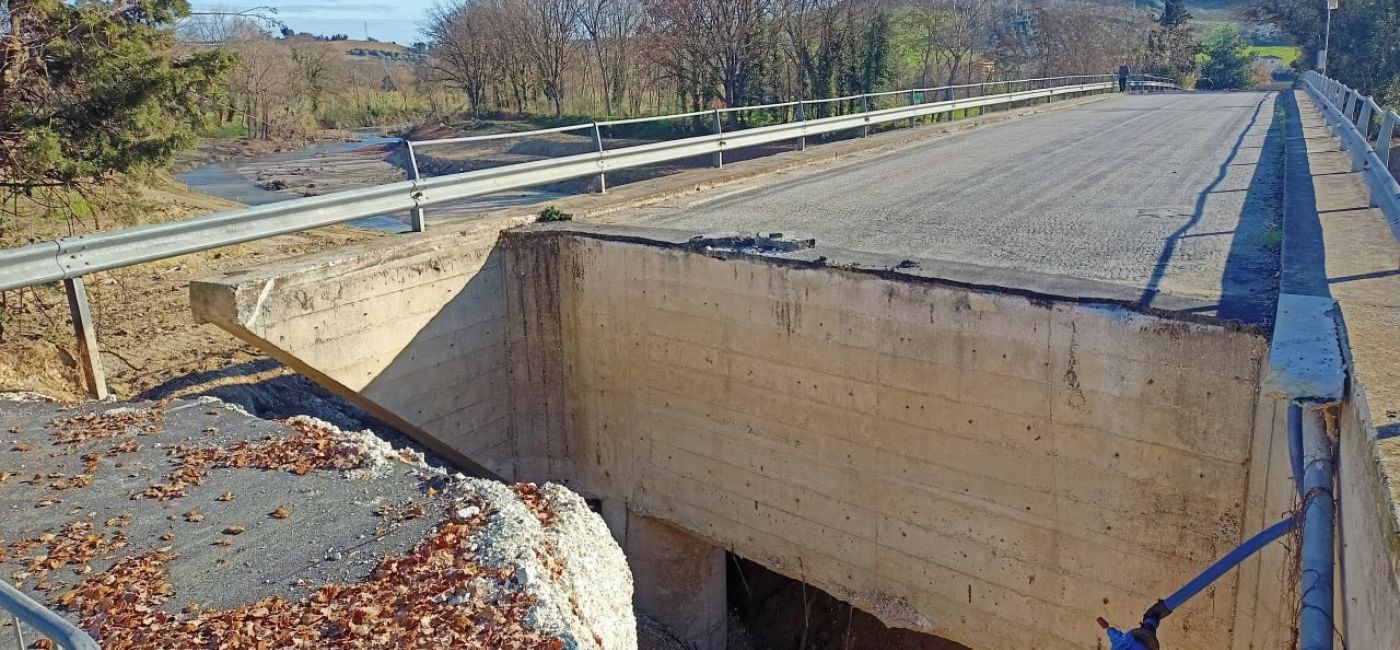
[
  {"left": 1358, "top": 98, "right": 1375, "bottom": 142},
  {"left": 860, "top": 95, "right": 871, "bottom": 138},
  {"left": 795, "top": 101, "right": 807, "bottom": 151},
  {"left": 711, "top": 109, "right": 723, "bottom": 168},
  {"left": 908, "top": 90, "right": 918, "bottom": 128},
  {"left": 405, "top": 142, "right": 426, "bottom": 232},
  {"left": 591, "top": 122, "right": 607, "bottom": 193},
  {"left": 1378, "top": 112, "right": 1396, "bottom": 169},
  {"left": 63, "top": 276, "right": 107, "bottom": 400}
]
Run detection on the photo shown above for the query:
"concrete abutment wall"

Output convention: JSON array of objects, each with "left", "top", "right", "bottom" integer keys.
[{"left": 192, "top": 221, "right": 1297, "bottom": 649}]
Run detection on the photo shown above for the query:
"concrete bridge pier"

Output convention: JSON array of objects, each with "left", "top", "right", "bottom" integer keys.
[{"left": 602, "top": 501, "right": 728, "bottom": 650}]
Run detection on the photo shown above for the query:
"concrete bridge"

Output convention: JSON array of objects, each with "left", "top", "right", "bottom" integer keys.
[{"left": 5, "top": 78, "right": 1398, "bottom": 650}]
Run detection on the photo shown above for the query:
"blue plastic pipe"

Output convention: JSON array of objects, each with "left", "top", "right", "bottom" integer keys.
[
  {"left": 1111, "top": 404, "right": 1336, "bottom": 650},
  {"left": 1288, "top": 403, "right": 1305, "bottom": 496},
  {"left": 1162, "top": 517, "right": 1296, "bottom": 612},
  {"left": 1297, "top": 407, "right": 1336, "bottom": 650},
  {"left": 1106, "top": 517, "right": 1299, "bottom": 650}
]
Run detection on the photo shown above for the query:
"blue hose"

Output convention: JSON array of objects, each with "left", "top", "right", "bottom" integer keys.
[
  {"left": 1162, "top": 516, "right": 1296, "bottom": 611},
  {"left": 1105, "top": 516, "right": 1297, "bottom": 650},
  {"left": 1288, "top": 404, "right": 1305, "bottom": 496}
]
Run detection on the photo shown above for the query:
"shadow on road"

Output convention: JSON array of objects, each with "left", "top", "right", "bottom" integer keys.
[{"left": 1138, "top": 92, "right": 1283, "bottom": 327}]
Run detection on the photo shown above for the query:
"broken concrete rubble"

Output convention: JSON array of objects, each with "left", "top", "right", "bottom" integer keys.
[{"left": 0, "top": 394, "right": 635, "bottom": 649}]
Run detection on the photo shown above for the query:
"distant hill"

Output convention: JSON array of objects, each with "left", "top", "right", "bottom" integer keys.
[{"left": 279, "top": 36, "right": 423, "bottom": 63}]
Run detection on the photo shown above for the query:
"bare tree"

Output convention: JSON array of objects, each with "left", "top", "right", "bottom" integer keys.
[
  {"left": 910, "top": 0, "right": 998, "bottom": 95},
  {"left": 224, "top": 26, "right": 300, "bottom": 138},
  {"left": 644, "top": 0, "right": 773, "bottom": 112},
  {"left": 425, "top": 0, "right": 497, "bottom": 117},
  {"left": 574, "top": 0, "right": 642, "bottom": 115},
  {"left": 1032, "top": 3, "right": 1151, "bottom": 78},
  {"left": 516, "top": 0, "right": 579, "bottom": 117},
  {"left": 290, "top": 41, "right": 341, "bottom": 117},
  {"left": 775, "top": 0, "right": 837, "bottom": 98},
  {"left": 177, "top": 5, "right": 282, "bottom": 44}
]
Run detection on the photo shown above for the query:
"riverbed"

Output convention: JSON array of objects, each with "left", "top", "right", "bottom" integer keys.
[{"left": 179, "top": 132, "right": 562, "bottom": 232}]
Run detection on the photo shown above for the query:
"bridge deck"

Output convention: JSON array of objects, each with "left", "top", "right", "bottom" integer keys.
[{"left": 626, "top": 91, "right": 1283, "bottom": 325}]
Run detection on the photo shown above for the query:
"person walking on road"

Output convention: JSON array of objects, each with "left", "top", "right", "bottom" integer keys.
[{"left": 1118, "top": 64, "right": 1132, "bottom": 92}]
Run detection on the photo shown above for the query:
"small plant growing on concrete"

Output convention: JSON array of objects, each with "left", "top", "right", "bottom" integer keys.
[
  {"left": 537, "top": 205, "right": 572, "bottom": 223},
  {"left": 1262, "top": 223, "right": 1283, "bottom": 251}
]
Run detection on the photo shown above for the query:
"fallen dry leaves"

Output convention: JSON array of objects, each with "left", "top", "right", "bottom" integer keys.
[
  {"left": 49, "top": 403, "right": 167, "bottom": 445},
  {"left": 513, "top": 483, "right": 557, "bottom": 527},
  {"left": 270, "top": 508, "right": 290, "bottom": 520},
  {"left": 56, "top": 502, "right": 568, "bottom": 650},
  {"left": 108, "top": 439, "right": 140, "bottom": 455},
  {"left": 5, "top": 521, "right": 130, "bottom": 590},
  {"left": 138, "top": 418, "right": 368, "bottom": 502},
  {"left": 179, "top": 418, "right": 367, "bottom": 476}
]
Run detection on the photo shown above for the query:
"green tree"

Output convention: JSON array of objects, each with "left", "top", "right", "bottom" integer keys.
[
  {"left": 1200, "top": 24, "right": 1255, "bottom": 89},
  {"left": 0, "top": 0, "right": 232, "bottom": 190},
  {"left": 1250, "top": 0, "right": 1399, "bottom": 102},
  {"left": 1159, "top": 0, "right": 1192, "bottom": 27},
  {"left": 1142, "top": 0, "right": 1197, "bottom": 81}
]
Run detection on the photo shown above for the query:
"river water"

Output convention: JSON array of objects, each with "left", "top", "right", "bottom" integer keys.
[{"left": 178, "top": 132, "right": 561, "bottom": 233}]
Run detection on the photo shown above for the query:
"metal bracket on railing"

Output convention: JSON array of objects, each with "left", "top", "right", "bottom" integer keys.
[
  {"left": 860, "top": 95, "right": 871, "bottom": 138},
  {"left": 796, "top": 101, "right": 807, "bottom": 151},
  {"left": 711, "top": 109, "right": 724, "bottom": 168},
  {"left": 591, "top": 122, "right": 608, "bottom": 193},
  {"left": 405, "top": 141, "right": 427, "bottom": 232}
]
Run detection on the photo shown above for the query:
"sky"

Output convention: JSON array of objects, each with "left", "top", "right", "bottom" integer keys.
[{"left": 191, "top": 1, "right": 435, "bottom": 45}]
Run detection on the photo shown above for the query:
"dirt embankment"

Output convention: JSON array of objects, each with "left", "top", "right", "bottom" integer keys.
[{"left": 0, "top": 174, "right": 381, "bottom": 416}]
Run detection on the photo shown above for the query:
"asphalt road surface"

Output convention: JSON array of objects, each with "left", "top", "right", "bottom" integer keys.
[{"left": 629, "top": 91, "right": 1284, "bottom": 324}]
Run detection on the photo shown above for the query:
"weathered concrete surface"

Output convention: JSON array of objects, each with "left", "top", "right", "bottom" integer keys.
[
  {"left": 605, "top": 92, "right": 1285, "bottom": 325},
  {"left": 514, "top": 227, "right": 1289, "bottom": 650},
  {"left": 1291, "top": 89, "right": 1400, "bottom": 649},
  {"left": 193, "top": 219, "right": 1298, "bottom": 649},
  {"left": 191, "top": 216, "right": 530, "bottom": 479},
  {"left": 610, "top": 511, "right": 727, "bottom": 650}
]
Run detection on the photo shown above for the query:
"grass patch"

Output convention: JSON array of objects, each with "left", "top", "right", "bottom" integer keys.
[
  {"left": 537, "top": 205, "right": 572, "bottom": 223},
  {"left": 199, "top": 121, "right": 250, "bottom": 139},
  {"left": 1250, "top": 46, "right": 1301, "bottom": 64},
  {"left": 1263, "top": 223, "right": 1283, "bottom": 251}
]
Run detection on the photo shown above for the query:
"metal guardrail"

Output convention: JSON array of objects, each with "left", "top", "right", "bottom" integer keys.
[
  {"left": 399, "top": 75, "right": 1127, "bottom": 227},
  {"left": 1, "top": 580, "right": 98, "bottom": 650},
  {"left": 1300, "top": 70, "right": 1400, "bottom": 241},
  {"left": 0, "top": 74, "right": 1127, "bottom": 398}
]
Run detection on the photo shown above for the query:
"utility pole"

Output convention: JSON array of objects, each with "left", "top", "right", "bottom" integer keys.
[{"left": 1321, "top": 0, "right": 1337, "bottom": 74}]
